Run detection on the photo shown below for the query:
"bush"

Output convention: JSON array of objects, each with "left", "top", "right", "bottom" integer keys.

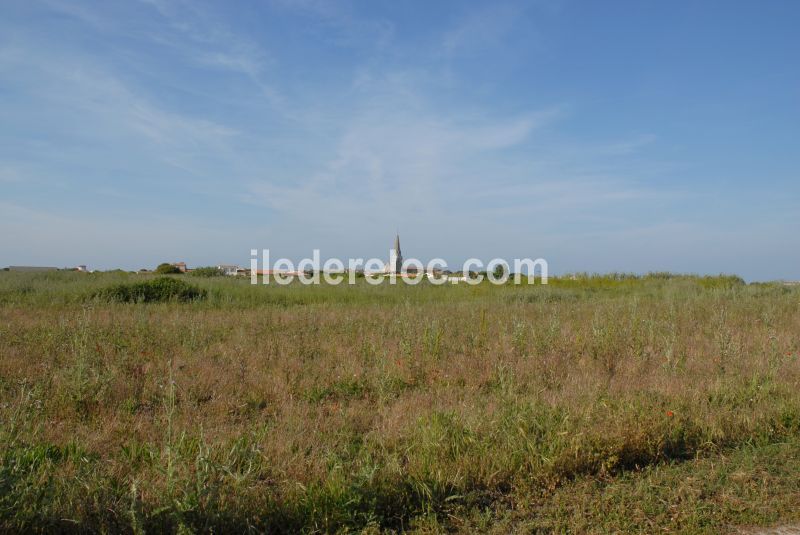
[
  {"left": 93, "top": 277, "right": 206, "bottom": 303},
  {"left": 190, "top": 266, "right": 224, "bottom": 277},
  {"left": 155, "top": 263, "right": 182, "bottom": 275}
]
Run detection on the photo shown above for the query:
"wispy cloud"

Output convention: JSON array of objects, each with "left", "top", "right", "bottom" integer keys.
[
  {"left": 240, "top": 74, "right": 648, "bottom": 243},
  {"left": 136, "top": 0, "right": 290, "bottom": 112},
  {"left": 270, "top": 0, "right": 394, "bottom": 48},
  {"left": 40, "top": 0, "right": 112, "bottom": 30},
  {"left": 441, "top": 3, "right": 525, "bottom": 58},
  {"left": 245, "top": 107, "right": 551, "bottom": 211},
  {"left": 0, "top": 40, "right": 240, "bottom": 181},
  {"left": 599, "top": 134, "right": 658, "bottom": 155}
]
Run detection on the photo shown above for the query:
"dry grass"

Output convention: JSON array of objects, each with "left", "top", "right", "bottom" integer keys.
[{"left": 0, "top": 271, "right": 799, "bottom": 532}]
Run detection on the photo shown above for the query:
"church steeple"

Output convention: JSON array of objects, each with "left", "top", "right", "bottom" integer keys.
[{"left": 391, "top": 233, "right": 403, "bottom": 273}]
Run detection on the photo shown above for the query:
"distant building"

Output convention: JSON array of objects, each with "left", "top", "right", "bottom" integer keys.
[
  {"left": 171, "top": 262, "right": 187, "bottom": 273},
  {"left": 217, "top": 264, "right": 240, "bottom": 276},
  {"left": 8, "top": 266, "right": 58, "bottom": 272},
  {"left": 381, "top": 234, "right": 444, "bottom": 276},
  {"left": 75, "top": 265, "right": 87, "bottom": 272},
  {"left": 385, "top": 234, "right": 403, "bottom": 274}
]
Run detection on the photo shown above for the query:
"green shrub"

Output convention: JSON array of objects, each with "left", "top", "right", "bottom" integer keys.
[
  {"left": 155, "top": 263, "right": 182, "bottom": 275},
  {"left": 190, "top": 266, "right": 224, "bottom": 277},
  {"left": 93, "top": 277, "right": 206, "bottom": 303}
]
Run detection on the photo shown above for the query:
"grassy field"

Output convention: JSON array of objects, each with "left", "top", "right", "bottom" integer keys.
[{"left": 1, "top": 271, "right": 799, "bottom": 533}]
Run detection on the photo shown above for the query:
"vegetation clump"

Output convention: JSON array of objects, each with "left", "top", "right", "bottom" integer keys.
[
  {"left": 154, "top": 263, "right": 182, "bottom": 275},
  {"left": 189, "top": 266, "right": 224, "bottom": 277},
  {"left": 93, "top": 277, "right": 205, "bottom": 303}
]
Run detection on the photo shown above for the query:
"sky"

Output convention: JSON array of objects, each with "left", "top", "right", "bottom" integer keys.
[{"left": 0, "top": 0, "right": 798, "bottom": 280}]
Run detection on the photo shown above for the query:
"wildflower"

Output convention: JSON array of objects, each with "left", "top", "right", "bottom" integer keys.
[{"left": 666, "top": 410, "right": 674, "bottom": 417}]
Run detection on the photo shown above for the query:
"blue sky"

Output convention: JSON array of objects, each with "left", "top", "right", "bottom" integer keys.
[{"left": 1, "top": 0, "right": 798, "bottom": 280}]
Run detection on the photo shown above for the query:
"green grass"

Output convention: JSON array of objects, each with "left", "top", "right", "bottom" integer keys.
[{"left": 0, "top": 271, "right": 799, "bottom": 533}]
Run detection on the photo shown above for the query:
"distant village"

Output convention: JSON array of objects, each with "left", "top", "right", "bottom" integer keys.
[
  {"left": 3, "top": 235, "right": 472, "bottom": 280},
  {"left": 3, "top": 262, "right": 240, "bottom": 275}
]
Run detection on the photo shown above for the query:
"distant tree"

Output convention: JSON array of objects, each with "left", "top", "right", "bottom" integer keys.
[
  {"left": 492, "top": 263, "right": 507, "bottom": 280},
  {"left": 155, "top": 263, "right": 182, "bottom": 275}
]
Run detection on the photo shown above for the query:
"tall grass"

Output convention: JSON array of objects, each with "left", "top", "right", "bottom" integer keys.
[{"left": 0, "top": 271, "right": 798, "bottom": 532}]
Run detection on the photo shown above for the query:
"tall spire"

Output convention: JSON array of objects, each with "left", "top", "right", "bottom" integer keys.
[{"left": 392, "top": 233, "right": 403, "bottom": 273}]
